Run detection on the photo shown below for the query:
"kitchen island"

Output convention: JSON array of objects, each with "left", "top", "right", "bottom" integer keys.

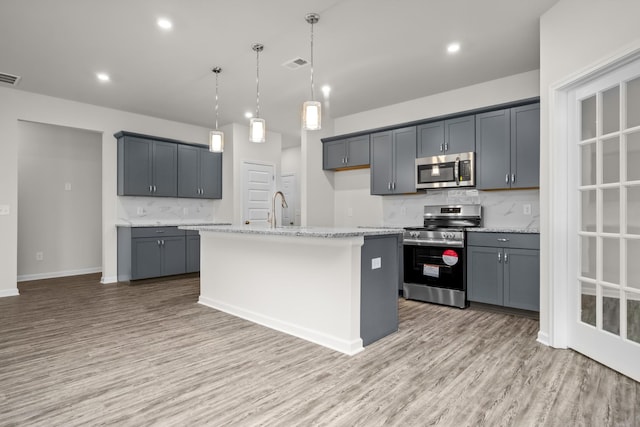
[{"left": 180, "top": 225, "right": 403, "bottom": 355}]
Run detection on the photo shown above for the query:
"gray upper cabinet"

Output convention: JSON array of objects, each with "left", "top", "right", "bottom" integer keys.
[
  {"left": 417, "top": 115, "right": 475, "bottom": 158},
  {"left": 476, "top": 103, "right": 540, "bottom": 190},
  {"left": 118, "top": 135, "right": 178, "bottom": 197},
  {"left": 178, "top": 145, "right": 222, "bottom": 199},
  {"left": 323, "top": 135, "right": 370, "bottom": 170},
  {"left": 370, "top": 126, "right": 416, "bottom": 195},
  {"left": 467, "top": 232, "right": 540, "bottom": 311}
]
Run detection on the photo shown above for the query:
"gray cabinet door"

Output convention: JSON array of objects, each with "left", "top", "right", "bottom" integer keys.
[
  {"left": 345, "top": 135, "right": 370, "bottom": 167},
  {"left": 186, "top": 234, "right": 201, "bottom": 273},
  {"left": 467, "top": 245, "right": 503, "bottom": 305},
  {"left": 370, "top": 131, "right": 394, "bottom": 195},
  {"left": 511, "top": 104, "right": 540, "bottom": 189},
  {"left": 393, "top": 126, "right": 417, "bottom": 193},
  {"left": 161, "top": 236, "right": 186, "bottom": 276},
  {"left": 200, "top": 149, "right": 222, "bottom": 199},
  {"left": 178, "top": 144, "right": 200, "bottom": 198},
  {"left": 476, "top": 109, "right": 511, "bottom": 190},
  {"left": 417, "top": 121, "right": 444, "bottom": 158},
  {"left": 445, "top": 115, "right": 475, "bottom": 154},
  {"left": 120, "top": 136, "right": 153, "bottom": 196},
  {"left": 152, "top": 141, "right": 178, "bottom": 197},
  {"left": 503, "top": 248, "right": 540, "bottom": 311},
  {"left": 323, "top": 140, "right": 347, "bottom": 170},
  {"left": 131, "top": 237, "right": 162, "bottom": 280}
]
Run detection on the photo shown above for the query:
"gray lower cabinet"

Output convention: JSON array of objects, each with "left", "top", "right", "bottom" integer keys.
[
  {"left": 417, "top": 115, "right": 475, "bottom": 158},
  {"left": 370, "top": 126, "right": 416, "bottom": 195},
  {"left": 360, "top": 234, "right": 400, "bottom": 346},
  {"left": 118, "top": 226, "right": 190, "bottom": 281},
  {"left": 323, "top": 135, "right": 370, "bottom": 170},
  {"left": 475, "top": 103, "right": 540, "bottom": 189},
  {"left": 467, "top": 232, "right": 540, "bottom": 311},
  {"left": 178, "top": 145, "right": 222, "bottom": 199},
  {"left": 117, "top": 135, "right": 178, "bottom": 197},
  {"left": 186, "top": 231, "right": 201, "bottom": 273}
]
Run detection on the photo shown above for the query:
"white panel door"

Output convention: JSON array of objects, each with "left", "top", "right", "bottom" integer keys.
[
  {"left": 568, "top": 57, "right": 640, "bottom": 382},
  {"left": 242, "top": 162, "right": 274, "bottom": 226},
  {"left": 281, "top": 174, "right": 296, "bottom": 226}
]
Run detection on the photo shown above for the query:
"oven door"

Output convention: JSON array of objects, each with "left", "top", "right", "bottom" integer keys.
[{"left": 403, "top": 243, "right": 465, "bottom": 290}]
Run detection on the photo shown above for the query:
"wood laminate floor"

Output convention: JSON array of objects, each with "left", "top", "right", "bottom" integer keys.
[{"left": 1, "top": 274, "right": 638, "bottom": 427}]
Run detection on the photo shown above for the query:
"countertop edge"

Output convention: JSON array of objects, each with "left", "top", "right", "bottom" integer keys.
[
  {"left": 467, "top": 228, "right": 539, "bottom": 234},
  {"left": 180, "top": 225, "right": 404, "bottom": 238}
]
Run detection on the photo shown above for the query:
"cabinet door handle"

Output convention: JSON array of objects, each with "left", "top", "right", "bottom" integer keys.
[
  {"left": 345, "top": 156, "right": 349, "bottom": 164},
  {"left": 388, "top": 182, "right": 391, "bottom": 190},
  {"left": 153, "top": 185, "right": 157, "bottom": 193},
  {"left": 505, "top": 174, "right": 509, "bottom": 184},
  {"left": 444, "top": 143, "right": 448, "bottom": 151},
  {"left": 157, "top": 240, "right": 161, "bottom": 246},
  {"left": 497, "top": 238, "right": 509, "bottom": 242},
  {"left": 504, "top": 251, "right": 509, "bottom": 263},
  {"left": 149, "top": 185, "right": 153, "bottom": 193},
  {"left": 511, "top": 174, "right": 516, "bottom": 184},
  {"left": 498, "top": 252, "right": 502, "bottom": 263},
  {"left": 392, "top": 182, "right": 396, "bottom": 190},
  {"left": 440, "top": 144, "right": 444, "bottom": 152}
]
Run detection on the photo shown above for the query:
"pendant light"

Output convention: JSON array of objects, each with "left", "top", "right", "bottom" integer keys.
[
  {"left": 249, "top": 43, "right": 266, "bottom": 143},
  {"left": 209, "top": 67, "right": 224, "bottom": 153},
  {"left": 302, "top": 13, "right": 321, "bottom": 131}
]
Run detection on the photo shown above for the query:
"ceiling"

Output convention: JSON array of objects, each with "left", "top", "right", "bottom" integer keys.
[{"left": 0, "top": 0, "right": 559, "bottom": 147}]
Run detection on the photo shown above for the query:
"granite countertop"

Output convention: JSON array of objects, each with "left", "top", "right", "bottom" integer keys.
[
  {"left": 116, "top": 221, "right": 231, "bottom": 228},
  {"left": 180, "top": 224, "right": 404, "bottom": 238},
  {"left": 467, "top": 227, "right": 539, "bottom": 234}
]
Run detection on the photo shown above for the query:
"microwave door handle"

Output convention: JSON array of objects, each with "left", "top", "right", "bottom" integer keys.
[{"left": 454, "top": 158, "right": 460, "bottom": 186}]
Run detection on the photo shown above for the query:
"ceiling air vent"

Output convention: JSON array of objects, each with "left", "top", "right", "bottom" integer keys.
[
  {"left": 0, "top": 72, "right": 21, "bottom": 86},
  {"left": 282, "top": 57, "right": 308, "bottom": 70}
]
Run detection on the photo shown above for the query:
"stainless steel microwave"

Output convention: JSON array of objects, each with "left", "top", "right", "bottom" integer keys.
[{"left": 415, "top": 151, "right": 475, "bottom": 189}]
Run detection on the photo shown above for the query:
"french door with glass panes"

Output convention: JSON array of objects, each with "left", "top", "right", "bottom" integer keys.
[{"left": 569, "top": 57, "right": 640, "bottom": 382}]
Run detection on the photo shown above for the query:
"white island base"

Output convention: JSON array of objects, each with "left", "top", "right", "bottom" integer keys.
[{"left": 191, "top": 226, "right": 401, "bottom": 355}]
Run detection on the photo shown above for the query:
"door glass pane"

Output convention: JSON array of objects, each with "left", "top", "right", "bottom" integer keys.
[
  {"left": 627, "top": 76, "right": 640, "bottom": 129},
  {"left": 628, "top": 294, "right": 640, "bottom": 344},
  {"left": 582, "top": 95, "right": 597, "bottom": 140},
  {"left": 628, "top": 240, "right": 640, "bottom": 289},
  {"left": 581, "top": 190, "right": 597, "bottom": 232},
  {"left": 628, "top": 131, "right": 640, "bottom": 181},
  {"left": 628, "top": 186, "right": 640, "bottom": 234},
  {"left": 602, "top": 237, "right": 620, "bottom": 284},
  {"left": 602, "top": 86, "right": 620, "bottom": 135},
  {"left": 581, "top": 282, "right": 596, "bottom": 326},
  {"left": 581, "top": 236, "right": 597, "bottom": 279},
  {"left": 602, "top": 137, "right": 620, "bottom": 184},
  {"left": 602, "top": 188, "right": 620, "bottom": 233},
  {"left": 581, "top": 143, "right": 597, "bottom": 185},
  {"left": 602, "top": 286, "right": 620, "bottom": 336}
]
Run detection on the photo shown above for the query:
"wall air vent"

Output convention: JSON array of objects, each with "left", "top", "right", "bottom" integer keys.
[
  {"left": 282, "top": 57, "right": 308, "bottom": 70},
  {"left": 0, "top": 72, "right": 21, "bottom": 86}
]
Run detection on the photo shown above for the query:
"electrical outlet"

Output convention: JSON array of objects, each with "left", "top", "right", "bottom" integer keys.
[
  {"left": 183, "top": 207, "right": 189, "bottom": 216},
  {"left": 347, "top": 208, "right": 353, "bottom": 217},
  {"left": 523, "top": 204, "right": 532, "bottom": 216},
  {"left": 401, "top": 207, "right": 407, "bottom": 216},
  {"left": 0, "top": 205, "right": 9, "bottom": 215},
  {"left": 136, "top": 207, "right": 144, "bottom": 216},
  {"left": 36, "top": 252, "right": 43, "bottom": 261},
  {"left": 64, "top": 182, "right": 72, "bottom": 191},
  {"left": 371, "top": 257, "right": 381, "bottom": 270}
]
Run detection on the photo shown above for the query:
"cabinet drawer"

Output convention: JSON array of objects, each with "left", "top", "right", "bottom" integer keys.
[
  {"left": 131, "top": 226, "right": 185, "bottom": 238},
  {"left": 186, "top": 230, "right": 200, "bottom": 236},
  {"left": 467, "top": 232, "right": 539, "bottom": 249}
]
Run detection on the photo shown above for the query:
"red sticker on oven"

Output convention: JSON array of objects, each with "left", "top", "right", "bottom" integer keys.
[{"left": 442, "top": 249, "right": 459, "bottom": 266}]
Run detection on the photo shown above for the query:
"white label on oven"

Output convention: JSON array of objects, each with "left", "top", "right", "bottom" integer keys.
[
  {"left": 442, "top": 249, "right": 459, "bottom": 266},
  {"left": 423, "top": 264, "right": 440, "bottom": 278}
]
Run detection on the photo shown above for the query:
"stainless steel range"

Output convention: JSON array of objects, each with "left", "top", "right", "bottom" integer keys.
[{"left": 403, "top": 204, "right": 482, "bottom": 308}]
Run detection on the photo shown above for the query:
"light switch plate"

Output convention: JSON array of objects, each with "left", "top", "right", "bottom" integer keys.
[
  {"left": 0, "top": 205, "right": 10, "bottom": 215},
  {"left": 523, "top": 204, "right": 532, "bottom": 215},
  {"left": 371, "top": 257, "right": 381, "bottom": 270}
]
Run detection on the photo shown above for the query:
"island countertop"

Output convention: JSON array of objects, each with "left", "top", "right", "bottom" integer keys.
[{"left": 179, "top": 224, "right": 404, "bottom": 238}]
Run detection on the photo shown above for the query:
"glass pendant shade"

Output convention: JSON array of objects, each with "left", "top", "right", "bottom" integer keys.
[
  {"left": 249, "top": 117, "right": 266, "bottom": 143},
  {"left": 209, "top": 130, "right": 224, "bottom": 153},
  {"left": 303, "top": 100, "right": 321, "bottom": 130}
]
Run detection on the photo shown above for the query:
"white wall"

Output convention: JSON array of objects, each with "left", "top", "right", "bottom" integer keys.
[
  {"left": 539, "top": 0, "right": 640, "bottom": 342},
  {"left": 0, "top": 86, "right": 227, "bottom": 292},
  {"left": 302, "top": 120, "right": 335, "bottom": 227},
  {"left": 18, "top": 122, "right": 102, "bottom": 281},
  {"left": 330, "top": 70, "right": 541, "bottom": 227},
  {"left": 282, "top": 146, "right": 302, "bottom": 225}
]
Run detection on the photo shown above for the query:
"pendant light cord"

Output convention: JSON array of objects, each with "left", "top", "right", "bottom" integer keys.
[
  {"left": 256, "top": 46, "right": 261, "bottom": 118},
  {"left": 215, "top": 69, "right": 220, "bottom": 130},
  {"left": 310, "top": 20, "right": 315, "bottom": 101}
]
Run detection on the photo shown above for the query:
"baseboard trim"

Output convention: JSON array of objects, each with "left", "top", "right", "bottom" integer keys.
[
  {"left": 17, "top": 267, "right": 102, "bottom": 282},
  {"left": 198, "top": 296, "right": 364, "bottom": 356},
  {"left": 101, "top": 275, "right": 118, "bottom": 284},
  {"left": 537, "top": 331, "right": 550, "bottom": 346},
  {"left": 0, "top": 288, "right": 20, "bottom": 298}
]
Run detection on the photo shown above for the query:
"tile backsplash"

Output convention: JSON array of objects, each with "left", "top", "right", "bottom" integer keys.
[
  {"left": 118, "top": 196, "right": 215, "bottom": 224},
  {"left": 383, "top": 189, "right": 539, "bottom": 229}
]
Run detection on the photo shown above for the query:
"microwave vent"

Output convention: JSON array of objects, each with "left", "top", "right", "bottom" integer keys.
[
  {"left": 0, "top": 72, "right": 21, "bottom": 86},
  {"left": 282, "top": 57, "right": 308, "bottom": 70}
]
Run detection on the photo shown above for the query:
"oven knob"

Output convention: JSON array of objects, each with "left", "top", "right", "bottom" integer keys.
[{"left": 410, "top": 231, "right": 420, "bottom": 238}]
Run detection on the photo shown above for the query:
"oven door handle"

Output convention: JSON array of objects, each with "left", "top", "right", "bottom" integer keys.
[
  {"left": 403, "top": 239, "right": 464, "bottom": 248},
  {"left": 454, "top": 158, "right": 460, "bottom": 186}
]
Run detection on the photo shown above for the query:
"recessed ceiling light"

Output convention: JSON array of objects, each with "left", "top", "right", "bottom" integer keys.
[
  {"left": 244, "top": 112, "right": 253, "bottom": 119},
  {"left": 321, "top": 85, "right": 331, "bottom": 98},
  {"left": 97, "top": 73, "right": 110, "bottom": 82},
  {"left": 157, "top": 18, "right": 173, "bottom": 30},
  {"left": 447, "top": 42, "right": 461, "bottom": 54}
]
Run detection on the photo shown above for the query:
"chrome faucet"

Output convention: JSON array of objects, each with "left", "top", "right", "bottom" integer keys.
[{"left": 270, "top": 191, "right": 288, "bottom": 228}]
